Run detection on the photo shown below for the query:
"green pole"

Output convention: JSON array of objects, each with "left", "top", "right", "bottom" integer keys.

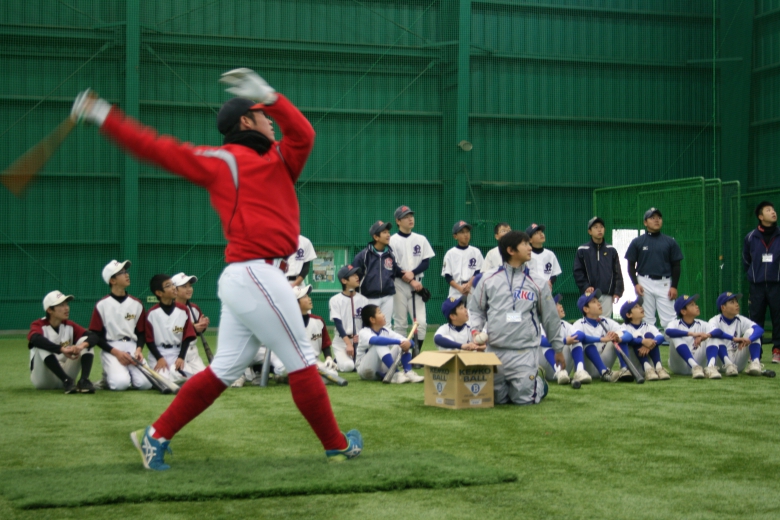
[
  {"left": 123, "top": 0, "right": 140, "bottom": 264},
  {"left": 453, "top": 0, "right": 471, "bottom": 225}
]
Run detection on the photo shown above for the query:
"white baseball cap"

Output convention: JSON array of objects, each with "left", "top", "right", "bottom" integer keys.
[
  {"left": 171, "top": 272, "right": 198, "bottom": 287},
  {"left": 102, "top": 259, "right": 131, "bottom": 284},
  {"left": 43, "top": 290, "right": 74, "bottom": 311},
  {"left": 292, "top": 284, "right": 312, "bottom": 300}
]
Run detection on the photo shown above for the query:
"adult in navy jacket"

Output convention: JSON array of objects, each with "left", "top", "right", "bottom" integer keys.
[{"left": 743, "top": 201, "right": 780, "bottom": 363}]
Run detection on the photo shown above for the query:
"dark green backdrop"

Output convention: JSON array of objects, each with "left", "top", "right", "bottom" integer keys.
[{"left": 0, "top": 1, "right": 776, "bottom": 330}]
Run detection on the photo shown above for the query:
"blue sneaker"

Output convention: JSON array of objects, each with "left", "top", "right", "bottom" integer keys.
[
  {"left": 325, "top": 429, "right": 363, "bottom": 462},
  {"left": 131, "top": 426, "right": 172, "bottom": 471}
]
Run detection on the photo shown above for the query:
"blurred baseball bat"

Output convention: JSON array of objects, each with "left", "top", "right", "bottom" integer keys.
[
  {"left": 318, "top": 366, "right": 348, "bottom": 387},
  {"left": 1, "top": 116, "right": 76, "bottom": 197},
  {"left": 130, "top": 358, "right": 180, "bottom": 394},
  {"left": 613, "top": 343, "right": 645, "bottom": 384},
  {"left": 187, "top": 303, "right": 214, "bottom": 363},
  {"left": 382, "top": 322, "right": 418, "bottom": 384}
]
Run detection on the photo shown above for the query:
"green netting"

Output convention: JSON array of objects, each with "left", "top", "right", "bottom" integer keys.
[{"left": 0, "top": 1, "right": 766, "bottom": 332}]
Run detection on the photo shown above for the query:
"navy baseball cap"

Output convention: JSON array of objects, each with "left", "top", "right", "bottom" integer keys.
[
  {"left": 674, "top": 293, "right": 699, "bottom": 314},
  {"left": 394, "top": 205, "right": 414, "bottom": 220},
  {"left": 369, "top": 220, "right": 392, "bottom": 237},
  {"left": 452, "top": 220, "right": 472, "bottom": 234},
  {"left": 716, "top": 292, "right": 742, "bottom": 310},
  {"left": 441, "top": 296, "right": 464, "bottom": 318},
  {"left": 643, "top": 207, "right": 662, "bottom": 220},
  {"left": 217, "top": 98, "right": 266, "bottom": 136},
  {"left": 577, "top": 289, "right": 602, "bottom": 312},
  {"left": 525, "top": 223, "right": 545, "bottom": 236},
  {"left": 553, "top": 294, "right": 563, "bottom": 305},
  {"left": 620, "top": 296, "right": 644, "bottom": 321},
  {"left": 588, "top": 216, "right": 605, "bottom": 229},
  {"left": 337, "top": 264, "right": 362, "bottom": 281}
]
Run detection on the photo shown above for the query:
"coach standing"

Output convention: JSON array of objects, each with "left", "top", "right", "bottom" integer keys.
[
  {"left": 742, "top": 201, "right": 780, "bottom": 363},
  {"left": 573, "top": 216, "right": 624, "bottom": 317},
  {"left": 625, "top": 208, "right": 683, "bottom": 327}
]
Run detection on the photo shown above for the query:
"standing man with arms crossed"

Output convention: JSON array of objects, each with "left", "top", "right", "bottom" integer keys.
[
  {"left": 573, "top": 216, "right": 623, "bottom": 318},
  {"left": 71, "top": 68, "right": 361, "bottom": 470},
  {"left": 390, "top": 205, "right": 435, "bottom": 356},
  {"left": 742, "top": 201, "right": 780, "bottom": 363},
  {"left": 625, "top": 208, "right": 683, "bottom": 327}
]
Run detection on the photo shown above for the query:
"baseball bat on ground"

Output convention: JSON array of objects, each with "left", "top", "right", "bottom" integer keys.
[
  {"left": 382, "top": 322, "right": 418, "bottom": 384},
  {"left": 187, "top": 303, "right": 214, "bottom": 363},
  {"left": 1, "top": 117, "right": 76, "bottom": 197},
  {"left": 257, "top": 349, "right": 272, "bottom": 387},
  {"left": 318, "top": 366, "right": 348, "bottom": 387},
  {"left": 130, "top": 358, "right": 180, "bottom": 394},
  {"left": 613, "top": 343, "right": 645, "bottom": 384}
]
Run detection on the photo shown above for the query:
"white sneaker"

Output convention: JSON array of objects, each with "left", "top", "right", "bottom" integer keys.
[
  {"left": 704, "top": 366, "right": 721, "bottom": 379},
  {"left": 572, "top": 369, "right": 592, "bottom": 384},
  {"left": 555, "top": 369, "right": 570, "bottom": 385},
  {"left": 390, "top": 372, "right": 409, "bottom": 384},
  {"left": 691, "top": 365, "right": 705, "bottom": 379},
  {"left": 405, "top": 370, "right": 424, "bottom": 383},
  {"left": 230, "top": 375, "right": 246, "bottom": 388},
  {"left": 746, "top": 359, "right": 763, "bottom": 376},
  {"left": 725, "top": 363, "right": 739, "bottom": 377},
  {"left": 644, "top": 367, "right": 659, "bottom": 381},
  {"left": 656, "top": 367, "right": 671, "bottom": 380}
]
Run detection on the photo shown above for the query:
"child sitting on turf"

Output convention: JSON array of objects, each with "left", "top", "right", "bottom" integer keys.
[
  {"left": 665, "top": 294, "right": 719, "bottom": 379},
  {"left": 571, "top": 289, "right": 633, "bottom": 383},
  {"left": 433, "top": 296, "right": 483, "bottom": 351},
  {"left": 540, "top": 294, "right": 578, "bottom": 386},
  {"left": 145, "top": 274, "right": 197, "bottom": 383},
  {"left": 442, "top": 220, "right": 484, "bottom": 299},
  {"left": 620, "top": 297, "right": 670, "bottom": 381},
  {"left": 172, "top": 272, "right": 209, "bottom": 375},
  {"left": 355, "top": 304, "right": 421, "bottom": 383},
  {"left": 708, "top": 292, "right": 764, "bottom": 376}
]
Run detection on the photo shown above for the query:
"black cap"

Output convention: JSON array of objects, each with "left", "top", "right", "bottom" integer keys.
[
  {"left": 394, "top": 205, "right": 414, "bottom": 221},
  {"left": 587, "top": 216, "right": 605, "bottom": 229},
  {"left": 369, "top": 220, "right": 392, "bottom": 237},
  {"left": 643, "top": 207, "right": 662, "bottom": 220},
  {"left": 452, "top": 220, "right": 472, "bottom": 234},
  {"left": 337, "top": 264, "right": 362, "bottom": 281},
  {"left": 755, "top": 201, "right": 774, "bottom": 219},
  {"left": 217, "top": 98, "right": 265, "bottom": 136},
  {"left": 525, "top": 223, "right": 545, "bottom": 237}
]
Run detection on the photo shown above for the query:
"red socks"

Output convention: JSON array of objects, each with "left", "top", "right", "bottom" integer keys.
[
  {"left": 288, "top": 365, "right": 347, "bottom": 451},
  {"left": 152, "top": 367, "right": 227, "bottom": 440}
]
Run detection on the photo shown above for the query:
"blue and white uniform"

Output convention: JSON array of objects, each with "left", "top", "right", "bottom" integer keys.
[
  {"left": 539, "top": 319, "right": 577, "bottom": 381},
  {"left": 571, "top": 316, "right": 632, "bottom": 378},
  {"left": 434, "top": 323, "right": 475, "bottom": 351},
  {"left": 665, "top": 317, "right": 716, "bottom": 374},
  {"left": 355, "top": 326, "right": 410, "bottom": 381},
  {"left": 708, "top": 314, "right": 763, "bottom": 372}
]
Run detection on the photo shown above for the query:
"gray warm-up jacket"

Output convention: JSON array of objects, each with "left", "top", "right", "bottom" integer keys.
[{"left": 468, "top": 264, "right": 563, "bottom": 352}]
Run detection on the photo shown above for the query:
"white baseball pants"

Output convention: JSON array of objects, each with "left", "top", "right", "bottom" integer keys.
[
  {"left": 393, "top": 281, "right": 427, "bottom": 339},
  {"left": 598, "top": 294, "right": 614, "bottom": 319},
  {"left": 638, "top": 275, "right": 676, "bottom": 328},
  {"left": 539, "top": 345, "right": 573, "bottom": 381},
  {"left": 584, "top": 342, "right": 618, "bottom": 378},
  {"left": 210, "top": 260, "right": 317, "bottom": 386},
  {"left": 329, "top": 336, "right": 356, "bottom": 372},
  {"left": 29, "top": 343, "right": 89, "bottom": 390},
  {"left": 668, "top": 338, "right": 711, "bottom": 375},
  {"left": 184, "top": 343, "right": 207, "bottom": 374},
  {"left": 101, "top": 340, "right": 153, "bottom": 391},
  {"left": 356, "top": 345, "right": 401, "bottom": 381}
]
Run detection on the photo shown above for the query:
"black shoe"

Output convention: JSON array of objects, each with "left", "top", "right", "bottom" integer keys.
[
  {"left": 77, "top": 378, "right": 96, "bottom": 394},
  {"left": 63, "top": 378, "right": 77, "bottom": 394}
]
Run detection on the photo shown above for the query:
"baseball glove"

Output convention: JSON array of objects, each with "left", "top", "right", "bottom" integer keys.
[{"left": 415, "top": 287, "right": 432, "bottom": 302}]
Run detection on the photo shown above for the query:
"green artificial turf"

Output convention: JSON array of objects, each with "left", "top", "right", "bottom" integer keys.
[{"left": 2, "top": 333, "right": 780, "bottom": 519}]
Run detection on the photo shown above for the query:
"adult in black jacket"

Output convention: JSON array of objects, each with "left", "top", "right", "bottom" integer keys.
[
  {"left": 743, "top": 201, "right": 780, "bottom": 363},
  {"left": 573, "top": 216, "right": 624, "bottom": 317}
]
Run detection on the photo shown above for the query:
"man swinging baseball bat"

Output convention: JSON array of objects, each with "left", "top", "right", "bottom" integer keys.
[{"left": 69, "top": 68, "right": 362, "bottom": 471}]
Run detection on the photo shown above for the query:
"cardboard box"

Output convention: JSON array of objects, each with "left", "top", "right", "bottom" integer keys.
[{"left": 410, "top": 351, "right": 502, "bottom": 409}]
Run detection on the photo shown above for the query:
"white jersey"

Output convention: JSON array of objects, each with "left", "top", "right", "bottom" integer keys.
[
  {"left": 434, "top": 323, "right": 474, "bottom": 350},
  {"left": 28, "top": 318, "right": 87, "bottom": 348},
  {"left": 356, "top": 326, "right": 405, "bottom": 365},
  {"left": 442, "top": 245, "right": 484, "bottom": 297},
  {"left": 305, "top": 314, "right": 330, "bottom": 357},
  {"left": 707, "top": 314, "right": 758, "bottom": 341},
  {"left": 529, "top": 248, "right": 562, "bottom": 283},
  {"left": 389, "top": 232, "right": 435, "bottom": 279},
  {"left": 329, "top": 292, "right": 370, "bottom": 336},
  {"left": 482, "top": 246, "right": 503, "bottom": 273},
  {"left": 145, "top": 303, "right": 195, "bottom": 352},
  {"left": 622, "top": 321, "right": 662, "bottom": 342},
  {"left": 571, "top": 316, "right": 623, "bottom": 352},
  {"left": 90, "top": 294, "right": 145, "bottom": 342},
  {"left": 286, "top": 235, "right": 317, "bottom": 278},
  {"left": 664, "top": 318, "right": 712, "bottom": 349}
]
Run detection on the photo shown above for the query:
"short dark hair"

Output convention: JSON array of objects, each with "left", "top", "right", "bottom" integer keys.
[
  {"left": 446, "top": 301, "right": 465, "bottom": 324},
  {"left": 149, "top": 274, "right": 172, "bottom": 296},
  {"left": 756, "top": 201, "right": 774, "bottom": 219},
  {"left": 498, "top": 231, "right": 530, "bottom": 262},
  {"left": 361, "top": 304, "right": 380, "bottom": 328},
  {"left": 494, "top": 222, "right": 510, "bottom": 235}
]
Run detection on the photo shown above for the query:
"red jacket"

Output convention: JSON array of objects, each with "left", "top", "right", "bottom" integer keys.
[{"left": 100, "top": 94, "right": 315, "bottom": 263}]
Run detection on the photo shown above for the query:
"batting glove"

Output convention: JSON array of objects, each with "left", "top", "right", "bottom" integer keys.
[
  {"left": 219, "top": 68, "right": 278, "bottom": 105},
  {"left": 324, "top": 356, "right": 337, "bottom": 371},
  {"left": 71, "top": 89, "right": 111, "bottom": 126}
]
